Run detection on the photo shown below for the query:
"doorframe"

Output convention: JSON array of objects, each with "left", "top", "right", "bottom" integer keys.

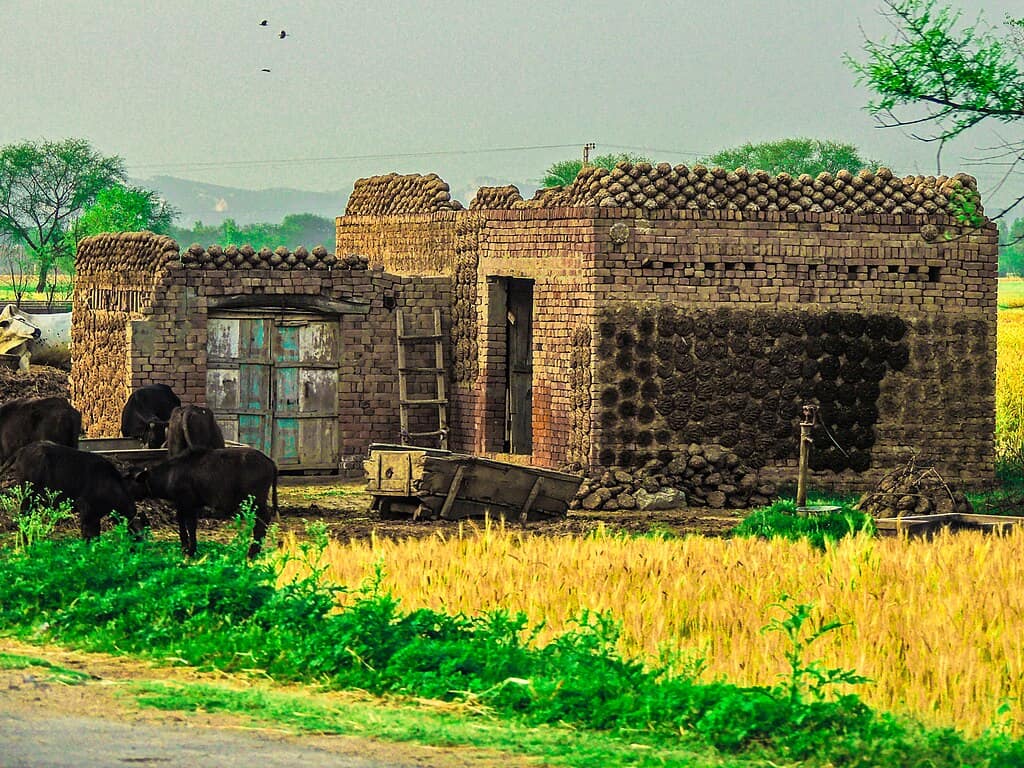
[{"left": 482, "top": 277, "right": 534, "bottom": 455}]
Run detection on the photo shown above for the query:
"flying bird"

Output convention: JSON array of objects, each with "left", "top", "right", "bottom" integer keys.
[
  {"left": 259, "top": 19, "right": 268, "bottom": 26},
  {"left": 260, "top": 68, "right": 271, "bottom": 73},
  {"left": 279, "top": 30, "right": 287, "bottom": 39}
]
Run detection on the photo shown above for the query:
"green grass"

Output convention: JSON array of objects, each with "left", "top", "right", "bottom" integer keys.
[
  {"left": 0, "top": 652, "right": 92, "bottom": 685},
  {"left": 130, "top": 680, "right": 752, "bottom": 768},
  {"left": 733, "top": 497, "right": 874, "bottom": 549},
  {"left": 2, "top": 518, "right": 1023, "bottom": 767},
  {"left": 969, "top": 463, "right": 1024, "bottom": 516}
]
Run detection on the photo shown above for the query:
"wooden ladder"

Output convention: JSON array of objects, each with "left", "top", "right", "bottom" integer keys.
[{"left": 396, "top": 308, "right": 448, "bottom": 450}]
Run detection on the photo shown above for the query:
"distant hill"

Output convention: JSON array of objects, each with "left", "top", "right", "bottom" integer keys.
[
  {"left": 135, "top": 174, "right": 541, "bottom": 228},
  {"left": 134, "top": 175, "right": 350, "bottom": 227}
]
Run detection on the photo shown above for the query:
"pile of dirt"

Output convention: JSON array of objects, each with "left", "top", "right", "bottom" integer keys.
[
  {"left": 0, "top": 365, "right": 69, "bottom": 402},
  {"left": 855, "top": 460, "right": 973, "bottom": 518}
]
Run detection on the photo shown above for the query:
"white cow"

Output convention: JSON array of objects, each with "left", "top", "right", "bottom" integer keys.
[{"left": 0, "top": 305, "right": 71, "bottom": 370}]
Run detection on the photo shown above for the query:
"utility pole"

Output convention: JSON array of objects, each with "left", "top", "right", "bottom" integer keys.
[{"left": 582, "top": 142, "right": 596, "bottom": 167}]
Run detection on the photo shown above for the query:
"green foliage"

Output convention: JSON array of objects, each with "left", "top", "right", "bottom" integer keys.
[
  {"left": 541, "top": 153, "right": 649, "bottom": 188},
  {"left": 2, "top": 484, "right": 75, "bottom": 551},
  {"left": 999, "top": 219, "right": 1024, "bottom": 275},
  {"left": 0, "top": 138, "right": 126, "bottom": 290},
  {"left": 703, "top": 138, "right": 883, "bottom": 177},
  {"left": 846, "top": 1, "right": 1024, "bottom": 142},
  {"left": 762, "top": 596, "right": 870, "bottom": 705},
  {"left": 733, "top": 498, "right": 874, "bottom": 549},
  {"left": 169, "top": 213, "right": 335, "bottom": 252},
  {"left": 69, "top": 185, "right": 178, "bottom": 243},
  {"left": 2, "top": 523, "right": 1024, "bottom": 764},
  {"left": 947, "top": 183, "right": 986, "bottom": 228}
]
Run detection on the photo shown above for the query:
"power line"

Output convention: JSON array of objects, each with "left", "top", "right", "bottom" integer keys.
[
  {"left": 129, "top": 143, "right": 587, "bottom": 172},
  {"left": 602, "top": 142, "right": 714, "bottom": 158}
]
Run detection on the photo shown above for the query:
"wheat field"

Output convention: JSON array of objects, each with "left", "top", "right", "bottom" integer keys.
[
  {"left": 274, "top": 292, "right": 1024, "bottom": 736},
  {"left": 998, "top": 306, "right": 1024, "bottom": 458},
  {"left": 277, "top": 524, "right": 1024, "bottom": 736}
]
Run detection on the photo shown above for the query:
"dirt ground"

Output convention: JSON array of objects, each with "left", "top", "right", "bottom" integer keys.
[
  {"left": 0, "top": 475, "right": 746, "bottom": 545},
  {"left": 0, "top": 638, "right": 535, "bottom": 768},
  {"left": 14, "top": 471, "right": 746, "bottom": 542}
]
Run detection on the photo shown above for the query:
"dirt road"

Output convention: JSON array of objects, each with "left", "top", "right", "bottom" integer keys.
[
  {"left": 1, "top": 714, "right": 427, "bottom": 768},
  {"left": 0, "top": 640, "right": 527, "bottom": 768}
]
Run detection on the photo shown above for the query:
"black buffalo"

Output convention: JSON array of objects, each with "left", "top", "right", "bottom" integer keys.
[
  {"left": 9, "top": 441, "right": 147, "bottom": 540},
  {"left": 137, "top": 448, "right": 277, "bottom": 558},
  {"left": 0, "top": 396, "right": 81, "bottom": 463},
  {"left": 121, "top": 384, "right": 181, "bottom": 448},
  {"left": 166, "top": 405, "right": 225, "bottom": 458}
]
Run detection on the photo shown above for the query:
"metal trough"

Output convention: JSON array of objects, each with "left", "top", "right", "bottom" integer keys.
[
  {"left": 874, "top": 512, "right": 1024, "bottom": 537},
  {"left": 79, "top": 438, "right": 250, "bottom": 465}
]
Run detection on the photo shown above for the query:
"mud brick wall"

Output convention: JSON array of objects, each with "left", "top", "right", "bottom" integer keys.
[
  {"left": 337, "top": 212, "right": 460, "bottom": 276},
  {"left": 590, "top": 208, "right": 997, "bottom": 489},
  {"left": 71, "top": 232, "right": 178, "bottom": 436},
  {"left": 74, "top": 233, "right": 449, "bottom": 468}
]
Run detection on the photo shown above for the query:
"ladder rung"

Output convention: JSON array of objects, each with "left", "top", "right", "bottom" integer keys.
[
  {"left": 398, "top": 333, "right": 443, "bottom": 341},
  {"left": 401, "top": 398, "right": 448, "bottom": 406},
  {"left": 406, "top": 429, "right": 446, "bottom": 437},
  {"left": 399, "top": 366, "right": 445, "bottom": 373}
]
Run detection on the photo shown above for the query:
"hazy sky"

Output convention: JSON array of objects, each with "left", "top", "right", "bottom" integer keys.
[{"left": 1, "top": 0, "right": 1020, "bottom": 215}]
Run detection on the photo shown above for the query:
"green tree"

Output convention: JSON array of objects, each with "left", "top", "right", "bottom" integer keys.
[
  {"left": 702, "top": 139, "right": 883, "bottom": 177},
  {"left": 169, "top": 213, "right": 335, "bottom": 252},
  {"left": 846, "top": 1, "right": 1024, "bottom": 220},
  {"left": 0, "top": 138, "right": 126, "bottom": 291},
  {"left": 999, "top": 218, "right": 1024, "bottom": 275},
  {"left": 69, "top": 184, "right": 178, "bottom": 242},
  {"left": 541, "top": 153, "right": 649, "bottom": 188}
]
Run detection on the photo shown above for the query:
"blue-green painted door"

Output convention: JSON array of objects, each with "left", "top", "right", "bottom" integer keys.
[
  {"left": 207, "top": 312, "right": 338, "bottom": 467},
  {"left": 271, "top": 318, "right": 339, "bottom": 468}
]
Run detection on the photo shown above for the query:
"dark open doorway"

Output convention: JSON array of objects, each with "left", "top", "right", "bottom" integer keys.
[{"left": 503, "top": 278, "right": 533, "bottom": 454}]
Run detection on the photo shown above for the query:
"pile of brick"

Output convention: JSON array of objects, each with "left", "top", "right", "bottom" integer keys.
[
  {"left": 345, "top": 173, "right": 464, "bottom": 215},
  {"left": 177, "top": 244, "right": 364, "bottom": 270},
  {"left": 572, "top": 444, "right": 775, "bottom": 511},
  {"left": 469, "top": 185, "right": 524, "bottom": 210},
  {"left": 517, "top": 162, "right": 981, "bottom": 217},
  {"left": 855, "top": 461, "right": 973, "bottom": 517}
]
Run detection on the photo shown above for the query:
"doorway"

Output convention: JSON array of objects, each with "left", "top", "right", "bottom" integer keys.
[{"left": 503, "top": 278, "right": 533, "bottom": 454}]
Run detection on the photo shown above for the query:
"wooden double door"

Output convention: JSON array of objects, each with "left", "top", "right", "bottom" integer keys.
[{"left": 206, "top": 311, "right": 339, "bottom": 470}]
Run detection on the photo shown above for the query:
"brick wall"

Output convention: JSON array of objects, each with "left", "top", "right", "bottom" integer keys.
[
  {"left": 335, "top": 203, "right": 996, "bottom": 490},
  {"left": 73, "top": 234, "right": 449, "bottom": 469},
  {"left": 588, "top": 208, "right": 997, "bottom": 489}
]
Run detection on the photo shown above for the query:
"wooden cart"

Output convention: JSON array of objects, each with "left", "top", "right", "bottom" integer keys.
[{"left": 364, "top": 443, "right": 584, "bottom": 522}]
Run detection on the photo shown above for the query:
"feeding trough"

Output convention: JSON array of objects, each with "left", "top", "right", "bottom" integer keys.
[{"left": 79, "top": 437, "right": 250, "bottom": 466}]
